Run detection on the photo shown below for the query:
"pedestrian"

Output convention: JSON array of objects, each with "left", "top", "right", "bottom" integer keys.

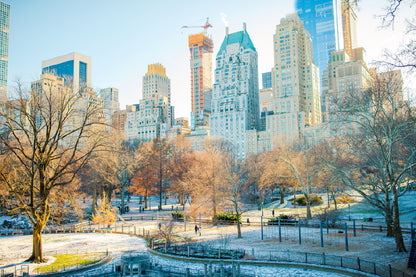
[
  {"left": 194, "top": 224, "right": 198, "bottom": 235},
  {"left": 247, "top": 218, "right": 250, "bottom": 226},
  {"left": 272, "top": 209, "right": 275, "bottom": 217},
  {"left": 158, "top": 222, "right": 161, "bottom": 230},
  {"left": 198, "top": 225, "right": 202, "bottom": 236}
]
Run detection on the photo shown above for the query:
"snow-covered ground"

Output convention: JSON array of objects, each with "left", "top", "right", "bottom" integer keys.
[
  {"left": 0, "top": 233, "right": 145, "bottom": 276},
  {"left": 0, "top": 222, "right": 411, "bottom": 276},
  {"left": 1, "top": 232, "right": 366, "bottom": 277},
  {"left": 1, "top": 192, "right": 415, "bottom": 276}
]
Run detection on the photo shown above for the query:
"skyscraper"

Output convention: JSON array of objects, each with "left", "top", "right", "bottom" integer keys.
[
  {"left": 262, "top": 72, "right": 272, "bottom": 89},
  {"left": 247, "top": 14, "right": 322, "bottom": 156},
  {"left": 142, "top": 63, "right": 171, "bottom": 127},
  {"left": 295, "top": 0, "right": 343, "bottom": 96},
  {"left": 125, "top": 63, "right": 171, "bottom": 143},
  {"left": 100, "top": 87, "right": 120, "bottom": 127},
  {"left": 0, "top": 1, "right": 10, "bottom": 102},
  {"left": 341, "top": 0, "right": 358, "bottom": 59},
  {"left": 271, "top": 14, "right": 321, "bottom": 138},
  {"left": 42, "top": 52, "right": 91, "bottom": 92},
  {"left": 188, "top": 32, "right": 213, "bottom": 130},
  {"left": 210, "top": 23, "right": 259, "bottom": 160}
]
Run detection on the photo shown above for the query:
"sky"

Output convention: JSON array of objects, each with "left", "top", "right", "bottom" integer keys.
[{"left": 4, "top": 0, "right": 414, "bottom": 119}]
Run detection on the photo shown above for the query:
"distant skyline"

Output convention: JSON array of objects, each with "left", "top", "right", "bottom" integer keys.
[{"left": 4, "top": 0, "right": 414, "bottom": 119}]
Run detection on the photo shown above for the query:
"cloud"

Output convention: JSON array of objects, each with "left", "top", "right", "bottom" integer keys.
[{"left": 220, "top": 12, "right": 229, "bottom": 27}]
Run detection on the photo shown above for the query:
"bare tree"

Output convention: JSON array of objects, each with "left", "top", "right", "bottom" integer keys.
[
  {"left": 220, "top": 153, "right": 246, "bottom": 238},
  {"left": 272, "top": 143, "right": 322, "bottom": 219},
  {"left": 0, "top": 78, "right": 106, "bottom": 262},
  {"left": 326, "top": 71, "right": 415, "bottom": 252}
]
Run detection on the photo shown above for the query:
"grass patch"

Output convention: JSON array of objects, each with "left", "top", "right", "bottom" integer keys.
[{"left": 36, "top": 253, "right": 103, "bottom": 273}]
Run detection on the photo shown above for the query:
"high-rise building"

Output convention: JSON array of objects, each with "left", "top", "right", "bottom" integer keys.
[
  {"left": 341, "top": 0, "right": 358, "bottom": 59},
  {"left": 262, "top": 72, "right": 272, "bottom": 89},
  {"left": 324, "top": 48, "right": 372, "bottom": 136},
  {"left": 142, "top": 63, "right": 171, "bottom": 127},
  {"left": 247, "top": 14, "right": 322, "bottom": 156},
  {"left": 42, "top": 52, "right": 91, "bottom": 92},
  {"left": 125, "top": 64, "right": 171, "bottom": 143},
  {"left": 272, "top": 14, "right": 321, "bottom": 126},
  {"left": 0, "top": 1, "right": 10, "bottom": 102},
  {"left": 100, "top": 87, "right": 120, "bottom": 127},
  {"left": 296, "top": 0, "right": 343, "bottom": 98},
  {"left": 210, "top": 23, "right": 259, "bottom": 160},
  {"left": 188, "top": 33, "right": 213, "bottom": 130}
]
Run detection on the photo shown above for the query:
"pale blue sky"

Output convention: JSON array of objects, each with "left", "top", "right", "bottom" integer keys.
[{"left": 4, "top": 0, "right": 413, "bottom": 118}]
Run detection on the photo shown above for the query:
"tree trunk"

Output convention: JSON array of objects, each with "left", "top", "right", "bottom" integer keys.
[
  {"left": 27, "top": 217, "right": 47, "bottom": 263},
  {"left": 331, "top": 191, "right": 337, "bottom": 210},
  {"left": 306, "top": 196, "right": 312, "bottom": 219},
  {"left": 257, "top": 190, "right": 262, "bottom": 210},
  {"left": 236, "top": 210, "right": 242, "bottom": 238},
  {"left": 279, "top": 186, "right": 285, "bottom": 204},
  {"left": 327, "top": 189, "right": 330, "bottom": 208},
  {"left": 120, "top": 186, "right": 125, "bottom": 215},
  {"left": 293, "top": 188, "right": 297, "bottom": 208},
  {"left": 385, "top": 207, "right": 394, "bottom": 237},
  {"left": 392, "top": 186, "right": 406, "bottom": 252},
  {"left": 92, "top": 185, "right": 97, "bottom": 217},
  {"left": 144, "top": 194, "right": 148, "bottom": 209},
  {"left": 384, "top": 192, "right": 394, "bottom": 237},
  {"left": 159, "top": 181, "right": 162, "bottom": 210}
]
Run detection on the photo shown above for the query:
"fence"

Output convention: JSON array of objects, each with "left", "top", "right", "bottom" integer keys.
[
  {"left": 152, "top": 242, "right": 415, "bottom": 277},
  {"left": 1, "top": 217, "right": 415, "bottom": 277},
  {"left": 0, "top": 251, "right": 108, "bottom": 277}
]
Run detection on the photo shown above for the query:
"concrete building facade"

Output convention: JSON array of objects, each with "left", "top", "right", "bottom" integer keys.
[
  {"left": 142, "top": 63, "right": 171, "bottom": 127},
  {"left": 210, "top": 23, "right": 259, "bottom": 160},
  {"left": 100, "top": 87, "right": 120, "bottom": 128}
]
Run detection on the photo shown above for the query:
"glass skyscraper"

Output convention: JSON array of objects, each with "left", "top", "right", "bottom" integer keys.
[
  {"left": 262, "top": 72, "right": 272, "bottom": 89},
  {"left": 0, "top": 1, "right": 10, "bottom": 102},
  {"left": 42, "top": 52, "right": 91, "bottom": 92},
  {"left": 295, "top": 0, "right": 343, "bottom": 94}
]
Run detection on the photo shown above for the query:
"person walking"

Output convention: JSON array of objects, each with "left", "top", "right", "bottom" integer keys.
[{"left": 194, "top": 224, "right": 198, "bottom": 235}]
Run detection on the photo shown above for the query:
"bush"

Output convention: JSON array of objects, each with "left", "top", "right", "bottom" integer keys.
[
  {"left": 268, "top": 214, "right": 296, "bottom": 225},
  {"left": 337, "top": 195, "right": 356, "bottom": 204},
  {"left": 215, "top": 212, "right": 241, "bottom": 223},
  {"left": 171, "top": 211, "right": 183, "bottom": 220},
  {"left": 292, "top": 195, "right": 323, "bottom": 206}
]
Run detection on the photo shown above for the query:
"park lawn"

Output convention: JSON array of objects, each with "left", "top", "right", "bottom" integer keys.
[{"left": 36, "top": 253, "right": 102, "bottom": 273}]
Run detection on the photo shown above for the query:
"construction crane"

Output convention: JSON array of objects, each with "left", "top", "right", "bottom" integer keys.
[{"left": 181, "top": 17, "right": 212, "bottom": 34}]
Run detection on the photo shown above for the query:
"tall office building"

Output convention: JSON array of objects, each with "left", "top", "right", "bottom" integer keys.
[
  {"left": 42, "top": 52, "right": 91, "bottom": 92},
  {"left": 210, "top": 23, "right": 259, "bottom": 160},
  {"left": 262, "top": 72, "right": 272, "bottom": 89},
  {"left": 100, "top": 87, "right": 120, "bottom": 127},
  {"left": 247, "top": 15, "right": 322, "bottom": 156},
  {"left": 188, "top": 33, "right": 213, "bottom": 130},
  {"left": 296, "top": 0, "right": 343, "bottom": 96},
  {"left": 341, "top": 0, "right": 358, "bottom": 59},
  {"left": 125, "top": 64, "right": 171, "bottom": 143},
  {"left": 272, "top": 14, "right": 321, "bottom": 139},
  {"left": 0, "top": 1, "right": 10, "bottom": 102},
  {"left": 142, "top": 63, "right": 171, "bottom": 127}
]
